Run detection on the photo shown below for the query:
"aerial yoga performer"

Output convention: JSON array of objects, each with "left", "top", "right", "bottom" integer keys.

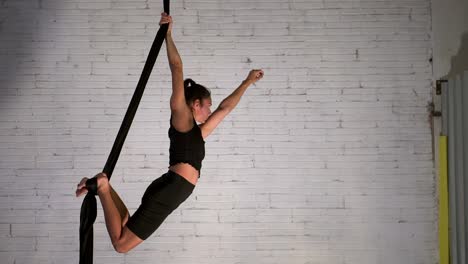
[{"left": 76, "top": 4, "right": 264, "bottom": 262}]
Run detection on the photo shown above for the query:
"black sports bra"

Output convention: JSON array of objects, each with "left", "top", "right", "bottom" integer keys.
[{"left": 168, "top": 117, "right": 205, "bottom": 173}]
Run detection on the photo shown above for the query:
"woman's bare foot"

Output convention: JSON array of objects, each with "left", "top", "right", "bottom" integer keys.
[{"left": 75, "top": 172, "right": 108, "bottom": 197}]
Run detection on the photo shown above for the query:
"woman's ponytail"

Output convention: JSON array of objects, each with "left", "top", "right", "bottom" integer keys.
[{"left": 184, "top": 78, "right": 196, "bottom": 89}]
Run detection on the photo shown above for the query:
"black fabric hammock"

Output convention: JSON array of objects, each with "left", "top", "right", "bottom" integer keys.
[{"left": 79, "top": 1, "right": 170, "bottom": 263}]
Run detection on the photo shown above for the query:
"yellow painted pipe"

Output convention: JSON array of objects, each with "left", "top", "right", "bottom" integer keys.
[{"left": 439, "top": 136, "right": 449, "bottom": 264}]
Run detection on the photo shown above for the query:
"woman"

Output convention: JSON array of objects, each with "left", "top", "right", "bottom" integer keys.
[{"left": 75, "top": 12, "right": 264, "bottom": 253}]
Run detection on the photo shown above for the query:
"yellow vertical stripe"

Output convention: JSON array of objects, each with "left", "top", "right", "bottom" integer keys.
[{"left": 439, "top": 136, "right": 449, "bottom": 264}]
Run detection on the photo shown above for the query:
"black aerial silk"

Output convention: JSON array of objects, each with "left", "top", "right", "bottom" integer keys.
[{"left": 79, "top": 1, "right": 170, "bottom": 263}]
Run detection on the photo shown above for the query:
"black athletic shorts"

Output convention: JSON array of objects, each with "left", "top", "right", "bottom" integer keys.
[{"left": 126, "top": 170, "right": 195, "bottom": 240}]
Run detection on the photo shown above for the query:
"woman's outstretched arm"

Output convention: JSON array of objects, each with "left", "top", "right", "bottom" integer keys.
[
  {"left": 160, "top": 13, "right": 192, "bottom": 129},
  {"left": 166, "top": 33, "right": 186, "bottom": 110},
  {"left": 200, "top": 69, "right": 264, "bottom": 138},
  {"left": 161, "top": 13, "right": 183, "bottom": 108}
]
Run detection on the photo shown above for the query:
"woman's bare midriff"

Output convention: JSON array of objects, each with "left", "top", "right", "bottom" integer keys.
[{"left": 169, "top": 163, "right": 199, "bottom": 185}]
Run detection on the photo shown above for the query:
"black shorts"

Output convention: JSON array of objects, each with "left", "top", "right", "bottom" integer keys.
[{"left": 126, "top": 170, "right": 195, "bottom": 240}]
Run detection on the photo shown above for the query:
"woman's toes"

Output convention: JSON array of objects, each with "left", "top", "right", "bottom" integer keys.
[
  {"left": 76, "top": 178, "right": 89, "bottom": 197},
  {"left": 76, "top": 187, "right": 88, "bottom": 197},
  {"left": 77, "top": 177, "right": 88, "bottom": 188}
]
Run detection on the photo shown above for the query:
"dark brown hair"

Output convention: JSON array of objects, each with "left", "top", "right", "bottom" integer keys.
[{"left": 184, "top": 79, "right": 211, "bottom": 106}]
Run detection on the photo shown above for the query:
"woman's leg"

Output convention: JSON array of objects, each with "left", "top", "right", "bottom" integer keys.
[
  {"left": 76, "top": 174, "right": 143, "bottom": 253},
  {"left": 109, "top": 186, "right": 129, "bottom": 227}
]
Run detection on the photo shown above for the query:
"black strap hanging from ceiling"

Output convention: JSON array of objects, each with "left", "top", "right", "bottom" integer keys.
[{"left": 79, "top": 1, "right": 170, "bottom": 263}]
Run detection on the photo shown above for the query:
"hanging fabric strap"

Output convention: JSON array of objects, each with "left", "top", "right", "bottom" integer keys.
[{"left": 79, "top": 1, "right": 169, "bottom": 263}]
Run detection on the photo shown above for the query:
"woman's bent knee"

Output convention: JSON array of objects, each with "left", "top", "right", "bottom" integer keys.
[
  {"left": 112, "top": 227, "right": 143, "bottom": 254},
  {"left": 113, "top": 242, "right": 130, "bottom": 254}
]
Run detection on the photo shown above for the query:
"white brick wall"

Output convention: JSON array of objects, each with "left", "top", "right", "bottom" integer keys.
[{"left": 0, "top": 0, "right": 436, "bottom": 263}]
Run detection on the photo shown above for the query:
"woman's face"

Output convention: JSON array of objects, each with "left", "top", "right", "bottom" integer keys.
[{"left": 193, "top": 97, "right": 212, "bottom": 123}]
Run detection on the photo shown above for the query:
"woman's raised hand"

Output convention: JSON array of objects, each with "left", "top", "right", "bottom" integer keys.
[
  {"left": 159, "top": 12, "right": 173, "bottom": 35},
  {"left": 245, "top": 69, "right": 264, "bottom": 84}
]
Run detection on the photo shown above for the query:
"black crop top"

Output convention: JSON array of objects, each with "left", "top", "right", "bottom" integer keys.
[{"left": 168, "top": 117, "right": 205, "bottom": 172}]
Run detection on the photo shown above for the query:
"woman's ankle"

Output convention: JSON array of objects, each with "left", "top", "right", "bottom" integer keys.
[
  {"left": 86, "top": 173, "right": 109, "bottom": 195},
  {"left": 96, "top": 173, "right": 110, "bottom": 194}
]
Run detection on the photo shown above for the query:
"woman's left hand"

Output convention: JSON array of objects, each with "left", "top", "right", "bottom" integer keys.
[{"left": 245, "top": 69, "right": 264, "bottom": 84}]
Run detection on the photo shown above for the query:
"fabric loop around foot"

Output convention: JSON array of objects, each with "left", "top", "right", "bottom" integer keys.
[{"left": 85, "top": 177, "right": 98, "bottom": 195}]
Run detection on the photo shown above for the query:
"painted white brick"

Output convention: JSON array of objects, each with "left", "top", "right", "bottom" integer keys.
[
  {"left": 0, "top": 237, "right": 35, "bottom": 251},
  {"left": 0, "top": 0, "right": 436, "bottom": 263}
]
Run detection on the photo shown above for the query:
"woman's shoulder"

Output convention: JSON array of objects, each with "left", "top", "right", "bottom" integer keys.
[{"left": 170, "top": 112, "right": 196, "bottom": 134}]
